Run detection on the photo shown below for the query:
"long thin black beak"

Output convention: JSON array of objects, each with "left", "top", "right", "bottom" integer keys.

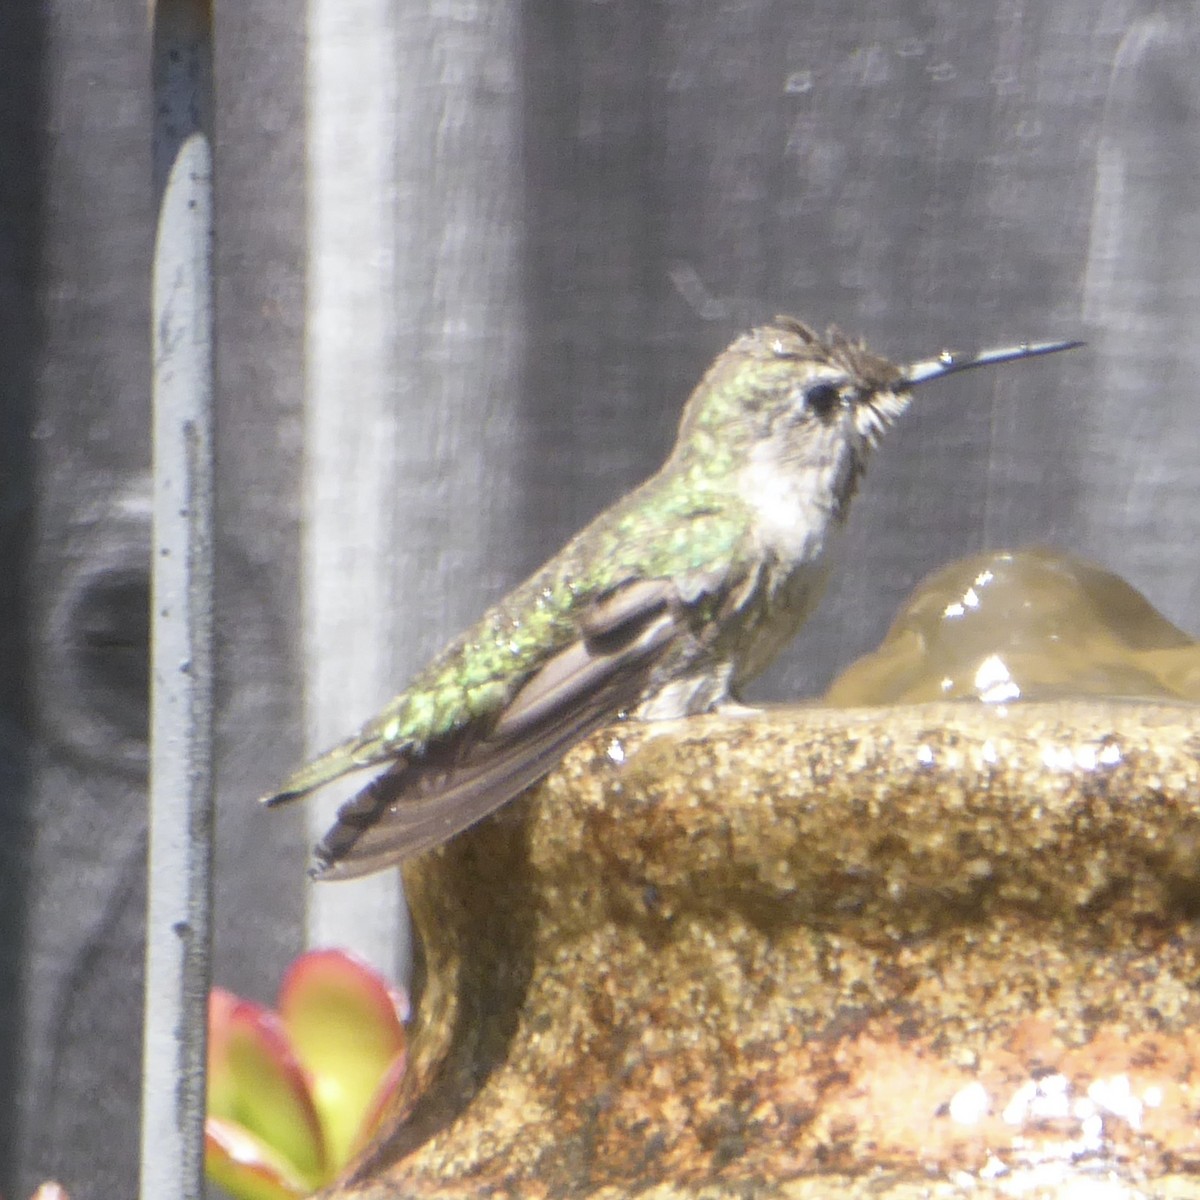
[{"left": 901, "top": 338, "right": 1084, "bottom": 387}]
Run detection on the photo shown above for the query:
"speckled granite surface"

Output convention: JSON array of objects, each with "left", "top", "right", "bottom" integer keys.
[{"left": 327, "top": 699, "right": 1200, "bottom": 1198}]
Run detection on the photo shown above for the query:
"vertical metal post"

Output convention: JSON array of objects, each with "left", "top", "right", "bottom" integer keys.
[{"left": 144, "top": 2, "right": 215, "bottom": 1199}]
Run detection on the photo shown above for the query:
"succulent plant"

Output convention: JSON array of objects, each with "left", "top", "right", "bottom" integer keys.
[{"left": 206, "top": 949, "right": 408, "bottom": 1200}]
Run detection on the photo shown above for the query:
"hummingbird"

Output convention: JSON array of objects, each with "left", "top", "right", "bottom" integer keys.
[{"left": 263, "top": 316, "right": 1081, "bottom": 879}]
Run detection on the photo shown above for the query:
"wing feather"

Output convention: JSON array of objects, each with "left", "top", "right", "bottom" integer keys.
[{"left": 312, "top": 577, "right": 699, "bottom": 878}]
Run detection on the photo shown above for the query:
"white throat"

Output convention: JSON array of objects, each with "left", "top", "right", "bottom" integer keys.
[{"left": 738, "top": 439, "right": 847, "bottom": 566}]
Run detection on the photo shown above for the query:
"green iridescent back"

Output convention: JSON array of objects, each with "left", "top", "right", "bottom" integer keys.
[{"left": 364, "top": 466, "right": 754, "bottom": 751}]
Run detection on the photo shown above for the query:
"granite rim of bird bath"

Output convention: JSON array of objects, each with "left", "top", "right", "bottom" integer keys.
[{"left": 325, "top": 695, "right": 1200, "bottom": 1200}]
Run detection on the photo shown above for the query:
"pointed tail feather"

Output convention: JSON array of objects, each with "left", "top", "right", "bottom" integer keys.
[{"left": 259, "top": 731, "right": 387, "bottom": 807}]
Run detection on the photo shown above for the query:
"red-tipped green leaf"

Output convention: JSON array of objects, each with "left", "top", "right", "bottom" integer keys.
[
  {"left": 277, "top": 949, "right": 408, "bottom": 1168},
  {"left": 209, "top": 994, "right": 326, "bottom": 1185},
  {"left": 350, "top": 1050, "right": 409, "bottom": 1157},
  {"left": 207, "top": 988, "right": 242, "bottom": 1119},
  {"left": 205, "top": 1116, "right": 313, "bottom": 1200}
]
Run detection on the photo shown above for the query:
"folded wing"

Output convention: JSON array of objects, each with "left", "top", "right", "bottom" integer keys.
[{"left": 307, "top": 576, "right": 712, "bottom": 878}]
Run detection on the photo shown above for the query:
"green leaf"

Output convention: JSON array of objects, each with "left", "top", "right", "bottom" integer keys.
[
  {"left": 209, "top": 994, "right": 327, "bottom": 1186},
  {"left": 207, "top": 988, "right": 241, "bottom": 1120},
  {"left": 350, "top": 1051, "right": 409, "bottom": 1157},
  {"left": 205, "top": 1116, "right": 313, "bottom": 1200},
  {"left": 278, "top": 949, "right": 408, "bottom": 1169}
]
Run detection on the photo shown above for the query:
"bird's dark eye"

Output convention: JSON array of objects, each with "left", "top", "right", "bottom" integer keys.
[{"left": 805, "top": 381, "right": 842, "bottom": 417}]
